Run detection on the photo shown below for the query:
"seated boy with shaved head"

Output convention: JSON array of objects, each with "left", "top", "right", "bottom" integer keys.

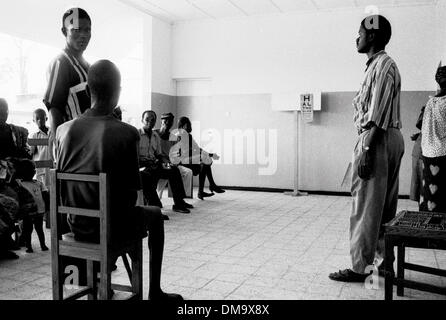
[{"left": 55, "top": 59, "right": 182, "bottom": 301}]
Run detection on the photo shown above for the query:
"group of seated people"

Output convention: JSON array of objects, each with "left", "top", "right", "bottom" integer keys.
[
  {"left": 0, "top": 100, "right": 49, "bottom": 260},
  {"left": 0, "top": 59, "right": 228, "bottom": 300},
  {"left": 1, "top": 91, "right": 227, "bottom": 256},
  {"left": 138, "top": 110, "right": 225, "bottom": 218}
]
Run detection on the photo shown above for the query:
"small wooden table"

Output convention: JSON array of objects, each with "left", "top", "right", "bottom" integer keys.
[{"left": 384, "top": 210, "right": 446, "bottom": 300}]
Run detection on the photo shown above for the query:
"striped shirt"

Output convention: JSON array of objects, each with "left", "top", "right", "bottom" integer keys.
[
  {"left": 43, "top": 49, "right": 90, "bottom": 122},
  {"left": 353, "top": 51, "right": 402, "bottom": 133}
]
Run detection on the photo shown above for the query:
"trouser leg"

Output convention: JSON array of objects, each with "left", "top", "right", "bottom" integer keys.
[
  {"left": 159, "top": 167, "right": 186, "bottom": 205},
  {"left": 198, "top": 165, "right": 208, "bottom": 192},
  {"left": 138, "top": 206, "right": 164, "bottom": 296},
  {"left": 376, "top": 129, "right": 405, "bottom": 266},
  {"left": 178, "top": 166, "right": 193, "bottom": 197},
  {"left": 140, "top": 170, "right": 162, "bottom": 207},
  {"left": 22, "top": 217, "right": 33, "bottom": 249},
  {"left": 33, "top": 216, "right": 46, "bottom": 249},
  {"left": 350, "top": 130, "right": 388, "bottom": 274},
  {"left": 205, "top": 164, "right": 217, "bottom": 188}
]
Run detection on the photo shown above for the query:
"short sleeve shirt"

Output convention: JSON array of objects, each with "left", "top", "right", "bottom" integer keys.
[
  {"left": 43, "top": 49, "right": 90, "bottom": 122},
  {"left": 29, "top": 129, "right": 51, "bottom": 162},
  {"left": 353, "top": 51, "right": 402, "bottom": 133}
]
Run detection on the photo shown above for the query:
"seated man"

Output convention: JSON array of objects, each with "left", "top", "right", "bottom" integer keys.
[
  {"left": 138, "top": 111, "right": 193, "bottom": 214},
  {"left": 55, "top": 60, "right": 182, "bottom": 300},
  {"left": 154, "top": 112, "right": 193, "bottom": 198},
  {"left": 0, "top": 98, "right": 31, "bottom": 161}
]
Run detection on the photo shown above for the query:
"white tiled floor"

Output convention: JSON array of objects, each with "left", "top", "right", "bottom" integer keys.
[{"left": 0, "top": 189, "right": 445, "bottom": 300}]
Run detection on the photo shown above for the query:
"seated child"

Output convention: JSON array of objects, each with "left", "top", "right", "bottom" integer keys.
[{"left": 15, "top": 159, "right": 49, "bottom": 253}]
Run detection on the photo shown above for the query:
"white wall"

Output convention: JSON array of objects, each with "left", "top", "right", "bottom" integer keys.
[
  {"left": 172, "top": 5, "right": 439, "bottom": 94},
  {"left": 171, "top": 4, "right": 441, "bottom": 193},
  {"left": 151, "top": 18, "right": 175, "bottom": 96},
  {"left": 438, "top": 1, "right": 446, "bottom": 63}
]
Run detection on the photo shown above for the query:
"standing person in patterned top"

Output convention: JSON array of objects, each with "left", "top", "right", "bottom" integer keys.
[
  {"left": 43, "top": 8, "right": 91, "bottom": 154},
  {"left": 419, "top": 65, "right": 446, "bottom": 214},
  {"left": 329, "top": 15, "right": 404, "bottom": 282}
]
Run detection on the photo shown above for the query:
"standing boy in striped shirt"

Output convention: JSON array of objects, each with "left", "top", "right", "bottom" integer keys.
[
  {"left": 43, "top": 8, "right": 91, "bottom": 155},
  {"left": 330, "top": 15, "right": 404, "bottom": 282}
]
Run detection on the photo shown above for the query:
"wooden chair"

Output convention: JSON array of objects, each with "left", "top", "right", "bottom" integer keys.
[{"left": 50, "top": 170, "right": 143, "bottom": 300}]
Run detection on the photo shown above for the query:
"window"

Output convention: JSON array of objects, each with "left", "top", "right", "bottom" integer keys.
[{"left": 0, "top": 32, "right": 144, "bottom": 132}]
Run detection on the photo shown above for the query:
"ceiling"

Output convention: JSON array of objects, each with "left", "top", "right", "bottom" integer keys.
[{"left": 119, "top": 0, "right": 439, "bottom": 23}]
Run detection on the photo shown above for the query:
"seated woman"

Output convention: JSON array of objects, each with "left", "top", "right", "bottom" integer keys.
[
  {"left": 419, "top": 65, "right": 446, "bottom": 213},
  {"left": 171, "top": 116, "right": 225, "bottom": 200}
]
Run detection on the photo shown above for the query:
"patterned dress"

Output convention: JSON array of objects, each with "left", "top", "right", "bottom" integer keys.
[{"left": 420, "top": 95, "right": 446, "bottom": 213}]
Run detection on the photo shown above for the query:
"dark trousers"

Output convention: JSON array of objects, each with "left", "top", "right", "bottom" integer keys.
[
  {"left": 182, "top": 164, "right": 216, "bottom": 192},
  {"left": 22, "top": 215, "right": 46, "bottom": 249},
  {"left": 140, "top": 166, "right": 186, "bottom": 207}
]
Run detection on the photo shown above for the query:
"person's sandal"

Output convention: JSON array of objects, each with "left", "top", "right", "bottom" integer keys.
[{"left": 328, "top": 269, "right": 369, "bottom": 282}]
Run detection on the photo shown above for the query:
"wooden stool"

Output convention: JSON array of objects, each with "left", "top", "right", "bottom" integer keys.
[{"left": 384, "top": 210, "right": 446, "bottom": 300}]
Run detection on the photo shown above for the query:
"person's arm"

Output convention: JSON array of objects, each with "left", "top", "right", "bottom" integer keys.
[
  {"left": 44, "top": 58, "right": 70, "bottom": 161},
  {"left": 416, "top": 106, "right": 425, "bottom": 130},
  {"left": 48, "top": 109, "right": 65, "bottom": 163},
  {"left": 358, "top": 124, "right": 383, "bottom": 179},
  {"left": 358, "top": 64, "right": 396, "bottom": 180}
]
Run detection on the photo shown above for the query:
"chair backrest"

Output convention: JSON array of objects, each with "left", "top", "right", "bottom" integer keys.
[
  {"left": 28, "top": 138, "right": 54, "bottom": 169},
  {"left": 50, "top": 170, "right": 111, "bottom": 259}
]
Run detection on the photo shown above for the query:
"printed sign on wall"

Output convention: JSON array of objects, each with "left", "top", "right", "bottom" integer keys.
[{"left": 300, "top": 93, "right": 314, "bottom": 123}]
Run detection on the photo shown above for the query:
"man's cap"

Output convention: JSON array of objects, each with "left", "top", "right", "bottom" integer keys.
[{"left": 161, "top": 112, "right": 174, "bottom": 120}]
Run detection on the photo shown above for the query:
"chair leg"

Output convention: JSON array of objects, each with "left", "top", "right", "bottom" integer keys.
[
  {"left": 397, "top": 245, "right": 405, "bottom": 297},
  {"left": 131, "top": 241, "right": 143, "bottom": 299},
  {"left": 122, "top": 254, "right": 132, "bottom": 280},
  {"left": 87, "top": 260, "right": 97, "bottom": 300},
  {"left": 52, "top": 249, "right": 63, "bottom": 300},
  {"left": 384, "top": 235, "right": 394, "bottom": 301},
  {"left": 99, "top": 260, "right": 112, "bottom": 300}
]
